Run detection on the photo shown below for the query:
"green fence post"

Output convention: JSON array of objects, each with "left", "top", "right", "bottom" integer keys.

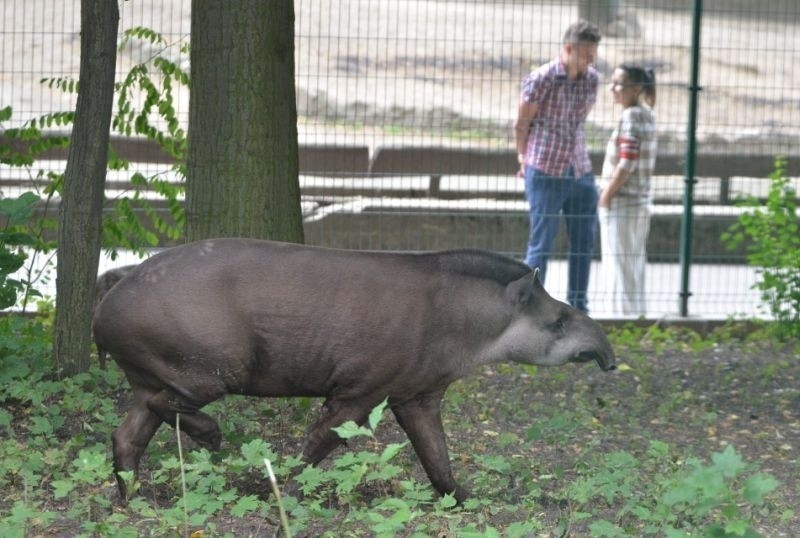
[{"left": 679, "top": 0, "right": 703, "bottom": 317}]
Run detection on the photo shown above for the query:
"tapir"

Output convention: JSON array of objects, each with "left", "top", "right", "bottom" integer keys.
[{"left": 93, "top": 238, "right": 615, "bottom": 502}]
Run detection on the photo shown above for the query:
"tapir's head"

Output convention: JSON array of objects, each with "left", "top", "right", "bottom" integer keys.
[{"left": 502, "top": 269, "right": 616, "bottom": 371}]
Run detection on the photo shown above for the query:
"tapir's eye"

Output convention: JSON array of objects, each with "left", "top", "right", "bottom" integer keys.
[{"left": 548, "top": 316, "right": 567, "bottom": 334}]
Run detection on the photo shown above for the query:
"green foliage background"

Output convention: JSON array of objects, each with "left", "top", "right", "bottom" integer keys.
[{"left": 723, "top": 157, "right": 800, "bottom": 339}]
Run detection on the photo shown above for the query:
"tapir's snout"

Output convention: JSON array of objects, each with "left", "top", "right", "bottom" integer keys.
[
  {"left": 572, "top": 314, "right": 616, "bottom": 372},
  {"left": 597, "top": 347, "right": 617, "bottom": 371},
  {"left": 574, "top": 348, "right": 616, "bottom": 372},
  {"left": 599, "top": 355, "right": 617, "bottom": 372}
]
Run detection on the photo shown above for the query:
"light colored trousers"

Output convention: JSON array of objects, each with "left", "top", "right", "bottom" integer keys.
[{"left": 598, "top": 199, "right": 651, "bottom": 316}]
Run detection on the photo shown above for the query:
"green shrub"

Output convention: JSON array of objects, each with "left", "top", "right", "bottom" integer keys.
[
  {"left": 566, "top": 443, "right": 779, "bottom": 537},
  {"left": 0, "top": 192, "right": 41, "bottom": 309},
  {"left": 1, "top": 26, "right": 188, "bottom": 268},
  {"left": 723, "top": 157, "right": 800, "bottom": 338}
]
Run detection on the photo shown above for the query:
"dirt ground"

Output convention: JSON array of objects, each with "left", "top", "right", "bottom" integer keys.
[{"left": 460, "top": 335, "right": 800, "bottom": 536}]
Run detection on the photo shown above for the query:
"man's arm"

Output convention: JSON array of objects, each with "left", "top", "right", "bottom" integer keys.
[{"left": 514, "top": 101, "right": 538, "bottom": 172}]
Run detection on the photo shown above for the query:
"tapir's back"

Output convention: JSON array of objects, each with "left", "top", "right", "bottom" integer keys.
[
  {"left": 93, "top": 239, "right": 374, "bottom": 354},
  {"left": 94, "top": 238, "right": 527, "bottom": 338}
]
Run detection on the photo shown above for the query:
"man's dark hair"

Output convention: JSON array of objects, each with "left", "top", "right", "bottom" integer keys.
[{"left": 563, "top": 20, "right": 602, "bottom": 45}]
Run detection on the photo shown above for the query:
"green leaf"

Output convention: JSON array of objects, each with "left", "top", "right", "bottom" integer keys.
[
  {"left": 27, "top": 416, "right": 53, "bottom": 436},
  {"left": 711, "top": 445, "right": 746, "bottom": 478},
  {"left": 230, "top": 494, "right": 261, "bottom": 517},
  {"left": 379, "top": 441, "right": 408, "bottom": 464},
  {"left": 589, "top": 519, "right": 627, "bottom": 537},
  {"left": 368, "top": 398, "right": 389, "bottom": 431},
  {"left": 506, "top": 521, "right": 540, "bottom": 538},
  {"left": 51, "top": 479, "right": 74, "bottom": 499},
  {"left": 723, "top": 519, "right": 750, "bottom": 536},
  {"left": 240, "top": 438, "right": 277, "bottom": 467},
  {"left": 0, "top": 192, "right": 40, "bottom": 226},
  {"left": 439, "top": 492, "right": 458, "bottom": 509},
  {"left": 647, "top": 440, "right": 670, "bottom": 458},
  {"left": 333, "top": 420, "right": 373, "bottom": 440},
  {"left": 742, "top": 473, "right": 779, "bottom": 505},
  {"left": 0, "top": 408, "right": 11, "bottom": 431},
  {"left": 294, "top": 465, "right": 325, "bottom": 494}
]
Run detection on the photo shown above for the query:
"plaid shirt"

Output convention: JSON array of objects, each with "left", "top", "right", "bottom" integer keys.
[
  {"left": 520, "top": 59, "right": 598, "bottom": 176},
  {"left": 600, "top": 105, "right": 657, "bottom": 200}
]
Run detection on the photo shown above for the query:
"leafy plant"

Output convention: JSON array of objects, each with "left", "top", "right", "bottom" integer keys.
[
  {"left": 723, "top": 156, "right": 800, "bottom": 338},
  {"left": 0, "top": 106, "right": 59, "bottom": 311},
  {"left": 2, "top": 26, "right": 189, "bottom": 267},
  {"left": 102, "top": 26, "right": 189, "bottom": 254},
  {"left": 0, "top": 192, "right": 41, "bottom": 309},
  {"left": 564, "top": 442, "right": 779, "bottom": 537},
  {"left": 657, "top": 445, "right": 779, "bottom": 537},
  {"left": 294, "top": 399, "right": 411, "bottom": 505}
]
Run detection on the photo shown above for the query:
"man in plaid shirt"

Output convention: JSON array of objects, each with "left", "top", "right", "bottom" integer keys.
[{"left": 514, "top": 20, "right": 601, "bottom": 313}]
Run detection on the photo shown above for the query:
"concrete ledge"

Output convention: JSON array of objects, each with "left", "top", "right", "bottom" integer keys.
[{"left": 595, "top": 317, "right": 766, "bottom": 336}]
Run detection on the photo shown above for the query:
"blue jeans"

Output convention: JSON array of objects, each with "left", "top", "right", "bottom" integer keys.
[{"left": 524, "top": 166, "right": 598, "bottom": 312}]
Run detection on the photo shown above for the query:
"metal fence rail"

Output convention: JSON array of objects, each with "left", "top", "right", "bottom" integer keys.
[{"left": 2, "top": 0, "right": 799, "bottom": 318}]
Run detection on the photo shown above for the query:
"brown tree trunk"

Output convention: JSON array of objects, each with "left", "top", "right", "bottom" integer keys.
[
  {"left": 186, "top": 0, "right": 304, "bottom": 243},
  {"left": 53, "top": 0, "right": 119, "bottom": 377}
]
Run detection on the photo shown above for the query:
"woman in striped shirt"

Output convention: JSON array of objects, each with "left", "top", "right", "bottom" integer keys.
[{"left": 598, "top": 64, "right": 657, "bottom": 316}]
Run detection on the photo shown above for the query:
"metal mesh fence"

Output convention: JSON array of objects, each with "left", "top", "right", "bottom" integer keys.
[{"left": 2, "top": 0, "right": 798, "bottom": 318}]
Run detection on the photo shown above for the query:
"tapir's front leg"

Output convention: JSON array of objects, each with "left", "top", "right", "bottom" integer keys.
[
  {"left": 391, "top": 391, "right": 468, "bottom": 503},
  {"left": 301, "top": 398, "right": 376, "bottom": 464}
]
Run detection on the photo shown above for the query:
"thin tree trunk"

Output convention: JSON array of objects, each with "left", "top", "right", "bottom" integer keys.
[
  {"left": 53, "top": 0, "right": 119, "bottom": 377},
  {"left": 186, "top": 0, "right": 304, "bottom": 243},
  {"left": 578, "top": 0, "right": 618, "bottom": 29}
]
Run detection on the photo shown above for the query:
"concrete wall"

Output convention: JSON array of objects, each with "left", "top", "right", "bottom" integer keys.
[{"left": 303, "top": 210, "right": 746, "bottom": 263}]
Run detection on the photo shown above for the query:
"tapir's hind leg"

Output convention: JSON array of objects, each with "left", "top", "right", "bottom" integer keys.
[
  {"left": 112, "top": 387, "right": 163, "bottom": 500},
  {"left": 391, "top": 390, "right": 468, "bottom": 503},
  {"left": 112, "top": 385, "right": 223, "bottom": 501},
  {"left": 146, "top": 389, "right": 223, "bottom": 451}
]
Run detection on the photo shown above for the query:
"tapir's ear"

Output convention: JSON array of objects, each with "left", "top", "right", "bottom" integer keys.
[
  {"left": 532, "top": 268, "right": 543, "bottom": 287},
  {"left": 507, "top": 272, "right": 535, "bottom": 307},
  {"left": 531, "top": 268, "right": 547, "bottom": 293}
]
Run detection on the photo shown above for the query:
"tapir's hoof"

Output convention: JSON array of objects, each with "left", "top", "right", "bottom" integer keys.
[
  {"left": 115, "top": 472, "right": 136, "bottom": 504},
  {"left": 444, "top": 485, "right": 469, "bottom": 506}
]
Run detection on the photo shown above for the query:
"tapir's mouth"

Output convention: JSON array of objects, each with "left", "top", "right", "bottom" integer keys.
[{"left": 575, "top": 351, "right": 617, "bottom": 372}]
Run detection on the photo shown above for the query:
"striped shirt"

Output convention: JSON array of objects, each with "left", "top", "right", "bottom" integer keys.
[
  {"left": 600, "top": 105, "right": 657, "bottom": 200},
  {"left": 519, "top": 59, "right": 599, "bottom": 176}
]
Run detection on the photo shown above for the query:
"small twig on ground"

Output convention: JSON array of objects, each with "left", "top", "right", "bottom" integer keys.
[{"left": 264, "top": 458, "right": 292, "bottom": 538}]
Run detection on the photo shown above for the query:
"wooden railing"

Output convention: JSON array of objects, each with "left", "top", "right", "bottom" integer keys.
[{"left": 2, "top": 135, "right": 798, "bottom": 205}]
